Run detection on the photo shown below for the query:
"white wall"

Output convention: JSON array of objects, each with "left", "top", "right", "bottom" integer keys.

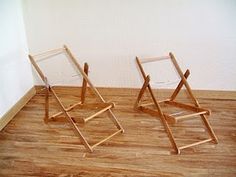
[
  {"left": 0, "top": 0, "right": 34, "bottom": 117},
  {"left": 23, "top": 0, "right": 236, "bottom": 90}
]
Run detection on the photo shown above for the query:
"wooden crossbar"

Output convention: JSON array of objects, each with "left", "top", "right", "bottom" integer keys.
[
  {"left": 134, "top": 53, "right": 218, "bottom": 154},
  {"left": 50, "top": 101, "right": 82, "bottom": 119},
  {"left": 35, "top": 50, "right": 64, "bottom": 62},
  {"left": 83, "top": 104, "right": 114, "bottom": 123},
  {"left": 179, "top": 138, "right": 212, "bottom": 150},
  {"left": 91, "top": 129, "right": 123, "bottom": 149},
  {"left": 32, "top": 47, "right": 64, "bottom": 58},
  {"left": 174, "top": 111, "right": 208, "bottom": 121},
  {"left": 139, "top": 56, "right": 170, "bottom": 63}
]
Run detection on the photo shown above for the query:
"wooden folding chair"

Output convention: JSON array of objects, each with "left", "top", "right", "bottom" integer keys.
[
  {"left": 134, "top": 53, "right": 218, "bottom": 154},
  {"left": 29, "top": 45, "right": 124, "bottom": 152}
]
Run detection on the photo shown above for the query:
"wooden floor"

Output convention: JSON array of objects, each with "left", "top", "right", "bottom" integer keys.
[{"left": 0, "top": 87, "right": 236, "bottom": 177}]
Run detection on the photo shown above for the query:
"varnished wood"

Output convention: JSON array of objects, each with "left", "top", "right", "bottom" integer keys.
[
  {"left": 28, "top": 45, "right": 124, "bottom": 152},
  {"left": 169, "top": 53, "right": 218, "bottom": 144},
  {"left": 136, "top": 56, "right": 179, "bottom": 153},
  {"left": 170, "top": 69, "right": 190, "bottom": 101},
  {"left": 134, "top": 75, "right": 150, "bottom": 109},
  {"left": 165, "top": 101, "right": 211, "bottom": 115},
  {"left": 1, "top": 87, "right": 235, "bottom": 176},
  {"left": 50, "top": 87, "right": 93, "bottom": 152},
  {"left": 178, "top": 138, "right": 213, "bottom": 150},
  {"left": 49, "top": 101, "right": 82, "bottom": 119},
  {"left": 138, "top": 55, "right": 170, "bottom": 63},
  {"left": 84, "top": 104, "right": 114, "bottom": 123},
  {"left": 81, "top": 62, "right": 89, "bottom": 104},
  {"left": 135, "top": 53, "right": 218, "bottom": 154}
]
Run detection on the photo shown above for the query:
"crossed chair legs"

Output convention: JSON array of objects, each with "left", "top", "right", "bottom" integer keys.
[
  {"left": 42, "top": 63, "right": 124, "bottom": 153},
  {"left": 134, "top": 53, "right": 218, "bottom": 154}
]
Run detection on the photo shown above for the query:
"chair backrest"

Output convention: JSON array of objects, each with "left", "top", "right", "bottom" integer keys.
[{"left": 136, "top": 53, "right": 182, "bottom": 88}]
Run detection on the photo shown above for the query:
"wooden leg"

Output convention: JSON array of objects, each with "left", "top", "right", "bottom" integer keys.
[
  {"left": 136, "top": 57, "right": 179, "bottom": 153},
  {"left": 44, "top": 77, "right": 50, "bottom": 123},
  {"left": 44, "top": 87, "right": 49, "bottom": 123},
  {"left": 51, "top": 88, "right": 93, "bottom": 152},
  {"left": 161, "top": 115, "right": 180, "bottom": 154},
  {"left": 134, "top": 75, "right": 150, "bottom": 109},
  {"left": 170, "top": 69, "right": 190, "bottom": 101},
  {"left": 108, "top": 109, "right": 124, "bottom": 133},
  {"left": 148, "top": 83, "right": 179, "bottom": 154},
  {"left": 200, "top": 115, "right": 218, "bottom": 144},
  {"left": 81, "top": 63, "right": 88, "bottom": 104}
]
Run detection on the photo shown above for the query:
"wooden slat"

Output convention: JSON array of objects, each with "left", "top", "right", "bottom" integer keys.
[
  {"left": 175, "top": 111, "right": 208, "bottom": 121},
  {"left": 83, "top": 104, "right": 113, "bottom": 123},
  {"left": 91, "top": 129, "right": 123, "bottom": 149},
  {"left": 179, "top": 138, "right": 212, "bottom": 150}
]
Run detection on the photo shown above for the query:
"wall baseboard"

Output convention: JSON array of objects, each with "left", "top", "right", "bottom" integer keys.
[{"left": 0, "top": 87, "right": 36, "bottom": 131}]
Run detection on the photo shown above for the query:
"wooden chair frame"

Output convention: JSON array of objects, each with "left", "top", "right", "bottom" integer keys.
[
  {"left": 134, "top": 53, "right": 218, "bottom": 154},
  {"left": 29, "top": 45, "right": 124, "bottom": 152}
]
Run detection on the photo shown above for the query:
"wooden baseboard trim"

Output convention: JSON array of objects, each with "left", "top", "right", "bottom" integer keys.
[
  {"left": 0, "top": 87, "right": 36, "bottom": 131},
  {"left": 34, "top": 85, "right": 236, "bottom": 100}
]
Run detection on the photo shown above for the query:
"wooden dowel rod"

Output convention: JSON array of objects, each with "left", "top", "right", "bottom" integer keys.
[
  {"left": 50, "top": 101, "right": 82, "bottom": 119},
  {"left": 175, "top": 111, "right": 208, "bottom": 121},
  {"left": 83, "top": 104, "right": 113, "bottom": 123},
  {"left": 28, "top": 55, "right": 47, "bottom": 83},
  {"left": 165, "top": 101, "right": 211, "bottom": 115},
  {"left": 139, "top": 56, "right": 170, "bottom": 64},
  {"left": 91, "top": 129, "right": 122, "bottom": 149},
  {"left": 35, "top": 50, "right": 64, "bottom": 62},
  {"left": 32, "top": 48, "right": 64, "bottom": 58},
  {"left": 179, "top": 138, "right": 212, "bottom": 150}
]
